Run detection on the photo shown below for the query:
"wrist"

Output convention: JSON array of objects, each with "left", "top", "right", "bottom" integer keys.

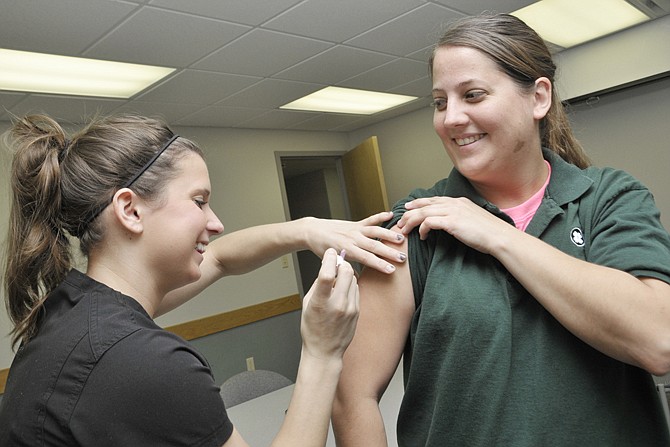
[
  {"left": 297, "top": 348, "right": 344, "bottom": 383},
  {"left": 293, "top": 216, "right": 318, "bottom": 252}
]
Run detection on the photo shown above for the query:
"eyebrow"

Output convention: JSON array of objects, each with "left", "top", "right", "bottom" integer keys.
[
  {"left": 192, "top": 187, "right": 212, "bottom": 197},
  {"left": 433, "top": 79, "right": 480, "bottom": 93}
]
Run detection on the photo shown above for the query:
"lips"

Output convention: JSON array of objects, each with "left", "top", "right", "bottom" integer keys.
[
  {"left": 454, "top": 134, "right": 485, "bottom": 146},
  {"left": 195, "top": 242, "right": 206, "bottom": 254}
]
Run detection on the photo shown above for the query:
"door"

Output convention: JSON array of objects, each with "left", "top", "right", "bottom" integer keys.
[{"left": 341, "top": 136, "right": 389, "bottom": 220}]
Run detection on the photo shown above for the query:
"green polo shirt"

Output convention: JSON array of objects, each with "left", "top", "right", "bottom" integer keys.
[{"left": 389, "top": 149, "right": 670, "bottom": 446}]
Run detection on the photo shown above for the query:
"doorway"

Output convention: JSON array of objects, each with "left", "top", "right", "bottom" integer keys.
[
  {"left": 276, "top": 136, "right": 390, "bottom": 297},
  {"left": 276, "top": 153, "right": 350, "bottom": 296}
]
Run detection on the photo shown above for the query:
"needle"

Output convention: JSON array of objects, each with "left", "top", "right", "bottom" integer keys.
[{"left": 336, "top": 249, "right": 346, "bottom": 268}]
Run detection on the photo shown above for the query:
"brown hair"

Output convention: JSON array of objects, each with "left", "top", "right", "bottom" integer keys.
[
  {"left": 429, "top": 13, "right": 591, "bottom": 168},
  {"left": 3, "top": 113, "right": 203, "bottom": 349}
]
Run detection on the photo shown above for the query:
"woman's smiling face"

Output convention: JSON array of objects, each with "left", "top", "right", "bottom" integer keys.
[
  {"left": 141, "top": 152, "right": 224, "bottom": 291},
  {"left": 431, "top": 45, "right": 546, "bottom": 187}
]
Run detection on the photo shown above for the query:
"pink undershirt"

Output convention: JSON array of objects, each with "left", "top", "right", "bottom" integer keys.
[{"left": 500, "top": 160, "right": 551, "bottom": 232}]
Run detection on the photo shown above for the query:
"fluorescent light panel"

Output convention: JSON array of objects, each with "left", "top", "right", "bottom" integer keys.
[
  {"left": 512, "top": 0, "right": 649, "bottom": 48},
  {"left": 0, "top": 49, "right": 175, "bottom": 98},
  {"left": 280, "top": 86, "right": 417, "bottom": 115}
]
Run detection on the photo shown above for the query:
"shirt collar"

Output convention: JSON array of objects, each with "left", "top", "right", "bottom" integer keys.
[{"left": 443, "top": 148, "right": 593, "bottom": 208}]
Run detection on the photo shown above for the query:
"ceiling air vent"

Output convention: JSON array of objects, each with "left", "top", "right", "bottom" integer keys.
[{"left": 625, "top": 0, "right": 670, "bottom": 17}]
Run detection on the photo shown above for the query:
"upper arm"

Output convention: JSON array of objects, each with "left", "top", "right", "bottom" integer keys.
[
  {"left": 222, "top": 428, "right": 250, "bottom": 447},
  {"left": 158, "top": 249, "right": 225, "bottom": 315},
  {"left": 339, "top": 232, "right": 415, "bottom": 400}
]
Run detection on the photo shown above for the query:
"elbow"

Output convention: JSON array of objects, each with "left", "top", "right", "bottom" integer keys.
[
  {"left": 643, "top": 359, "right": 670, "bottom": 378},
  {"left": 636, "top": 334, "right": 670, "bottom": 377}
]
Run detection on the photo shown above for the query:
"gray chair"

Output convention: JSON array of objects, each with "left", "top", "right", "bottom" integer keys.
[
  {"left": 657, "top": 383, "right": 670, "bottom": 434},
  {"left": 220, "top": 370, "right": 293, "bottom": 408}
]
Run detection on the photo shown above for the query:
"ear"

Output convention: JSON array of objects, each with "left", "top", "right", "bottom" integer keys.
[
  {"left": 533, "top": 76, "right": 552, "bottom": 120},
  {"left": 111, "top": 188, "right": 144, "bottom": 234}
]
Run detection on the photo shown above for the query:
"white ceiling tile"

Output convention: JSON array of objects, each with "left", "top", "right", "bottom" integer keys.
[
  {"left": 264, "top": 0, "right": 425, "bottom": 42},
  {"left": 148, "top": 0, "right": 303, "bottom": 25},
  {"left": 407, "top": 45, "right": 436, "bottom": 63},
  {"left": 175, "top": 105, "right": 268, "bottom": 128},
  {"left": 235, "top": 109, "right": 324, "bottom": 129},
  {"left": 113, "top": 101, "right": 205, "bottom": 124},
  {"left": 85, "top": 7, "right": 250, "bottom": 67},
  {"left": 287, "top": 113, "right": 369, "bottom": 131},
  {"left": 431, "top": 0, "right": 538, "bottom": 15},
  {"left": 0, "top": 0, "right": 137, "bottom": 55},
  {"left": 388, "top": 76, "right": 433, "bottom": 98},
  {"left": 219, "top": 79, "right": 324, "bottom": 109},
  {"left": 346, "top": 3, "right": 464, "bottom": 57},
  {"left": 194, "top": 29, "right": 332, "bottom": 77},
  {"left": 0, "top": 92, "right": 29, "bottom": 120},
  {"left": 274, "top": 46, "right": 395, "bottom": 84},
  {"left": 6, "top": 95, "right": 124, "bottom": 124},
  {"left": 136, "top": 70, "right": 261, "bottom": 105},
  {"left": 339, "top": 59, "right": 429, "bottom": 93}
]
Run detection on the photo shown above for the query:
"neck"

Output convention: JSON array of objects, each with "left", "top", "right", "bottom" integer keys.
[
  {"left": 86, "top": 256, "right": 161, "bottom": 318},
  {"left": 472, "top": 157, "right": 549, "bottom": 209}
]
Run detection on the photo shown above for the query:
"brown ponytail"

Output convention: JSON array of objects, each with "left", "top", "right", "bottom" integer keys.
[{"left": 4, "top": 115, "right": 72, "bottom": 348}]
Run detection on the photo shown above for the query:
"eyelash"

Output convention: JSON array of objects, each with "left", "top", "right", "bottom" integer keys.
[
  {"left": 194, "top": 199, "right": 207, "bottom": 209},
  {"left": 431, "top": 98, "right": 447, "bottom": 111},
  {"left": 431, "top": 91, "right": 486, "bottom": 111}
]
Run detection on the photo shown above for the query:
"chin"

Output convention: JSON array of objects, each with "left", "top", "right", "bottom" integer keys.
[
  {"left": 173, "top": 268, "right": 202, "bottom": 290},
  {"left": 187, "top": 267, "right": 203, "bottom": 283}
]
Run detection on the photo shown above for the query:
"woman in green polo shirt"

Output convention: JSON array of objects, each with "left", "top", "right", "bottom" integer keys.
[{"left": 332, "top": 13, "right": 670, "bottom": 447}]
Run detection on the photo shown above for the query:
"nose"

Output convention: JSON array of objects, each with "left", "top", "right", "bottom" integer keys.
[
  {"left": 441, "top": 100, "right": 468, "bottom": 128},
  {"left": 207, "top": 207, "right": 224, "bottom": 235}
]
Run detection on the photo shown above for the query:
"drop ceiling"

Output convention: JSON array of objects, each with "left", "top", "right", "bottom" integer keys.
[{"left": 0, "top": 0, "right": 661, "bottom": 131}]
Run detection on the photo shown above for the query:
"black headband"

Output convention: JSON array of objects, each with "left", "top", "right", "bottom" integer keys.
[
  {"left": 74, "top": 134, "right": 180, "bottom": 237},
  {"left": 121, "top": 134, "right": 179, "bottom": 188}
]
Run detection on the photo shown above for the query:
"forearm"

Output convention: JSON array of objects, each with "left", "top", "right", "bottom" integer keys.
[
  {"left": 271, "top": 352, "right": 342, "bottom": 447},
  {"left": 157, "top": 219, "right": 312, "bottom": 316},
  {"left": 493, "top": 229, "right": 670, "bottom": 374},
  {"left": 212, "top": 218, "right": 313, "bottom": 276}
]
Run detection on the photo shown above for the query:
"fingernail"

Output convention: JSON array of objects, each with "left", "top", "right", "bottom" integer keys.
[
  {"left": 396, "top": 234, "right": 404, "bottom": 241},
  {"left": 398, "top": 253, "right": 407, "bottom": 262},
  {"left": 385, "top": 264, "right": 396, "bottom": 273}
]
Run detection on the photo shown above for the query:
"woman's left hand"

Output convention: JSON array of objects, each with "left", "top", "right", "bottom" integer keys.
[
  {"left": 303, "top": 212, "right": 406, "bottom": 274},
  {"left": 396, "top": 196, "right": 514, "bottom": 255}
]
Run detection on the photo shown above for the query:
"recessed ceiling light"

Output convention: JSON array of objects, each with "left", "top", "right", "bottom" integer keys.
[
  {"left": 511, "top": 0, "right": 649, "bottom": 48},
  {"left": 0, "top": 48, "right": 176, "bottom": 98},
  {"left": 280, "top": 86, "right": 418, "bottom": 115}
]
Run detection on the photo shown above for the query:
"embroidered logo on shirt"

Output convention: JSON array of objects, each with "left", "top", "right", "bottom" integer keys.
[{"left": 570, "top": 227, "right": 585, "bottom": 247}]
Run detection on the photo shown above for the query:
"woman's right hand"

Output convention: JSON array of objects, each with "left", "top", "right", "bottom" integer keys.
[{"left": 300, "top": 248, "right": 359, "bottom": 361}]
